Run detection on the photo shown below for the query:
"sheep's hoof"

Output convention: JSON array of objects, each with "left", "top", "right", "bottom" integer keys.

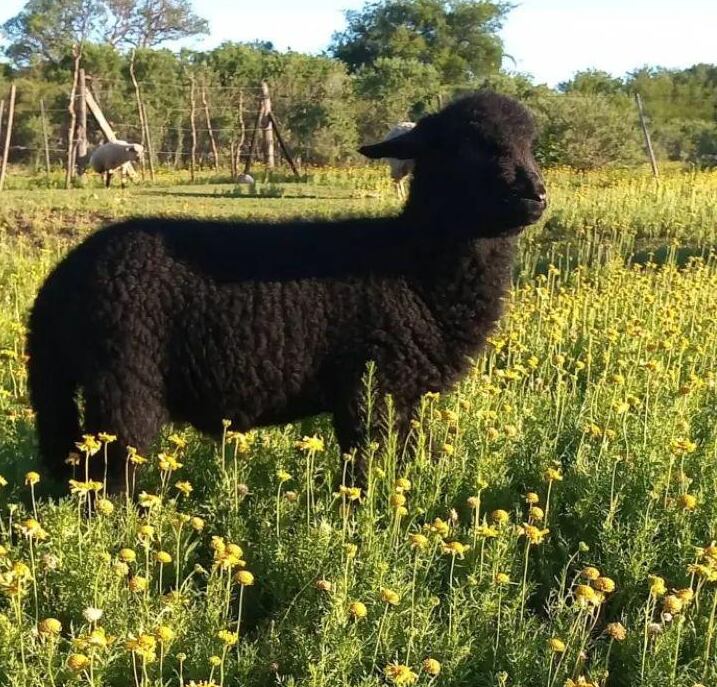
[{"left": 237, "top": 174, "right": 255, "bottom": 185}]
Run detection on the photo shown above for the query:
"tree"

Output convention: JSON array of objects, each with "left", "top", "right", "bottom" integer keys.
[
  {"left": 2, "top": 0, "right": 208, "bottom": 65},
  {"left": 2, "top": 0, "right": 103, "bottom": 65},
  {"left": 330, "top": 0, "right": 510, "bottom": 84}
]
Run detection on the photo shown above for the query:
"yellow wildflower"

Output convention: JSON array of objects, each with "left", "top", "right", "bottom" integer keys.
[
  {"left": 422, "top": 658, "right": 441, "bottom": 676},
  {"left": 384, "top": 662, "right": 418, "bottom": 685},
  {"left": 349, "top": 601, "right": 368, "bottom": 619},
  {"left": 296, "top": 435, "right": 325, "bottom": 452},
  {"left": 380, "top": 587, "right": 400, "bottom": 605}
]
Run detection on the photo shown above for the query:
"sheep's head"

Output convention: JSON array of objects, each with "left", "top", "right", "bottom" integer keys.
[
  {"left": 126, "top": 143, "right": 144, "bottom": 164},
  {"left": 360, "top": 91, "right": 546, "bottom": 237}
]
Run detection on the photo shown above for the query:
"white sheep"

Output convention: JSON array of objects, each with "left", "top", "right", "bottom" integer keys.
[
  {"left": 89, "top": 141, "right": 144, "bottom": 188},
  {"left": 384, "top": 122, "right": 415, "bottom": 199}
]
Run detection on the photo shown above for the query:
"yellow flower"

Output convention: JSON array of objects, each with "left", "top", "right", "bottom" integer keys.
[
  {"left": 429, "top": 517, "right": 450, "bottom": 537},
  {"left": 138, "top": 525, "right": 155, "bottom": 541},
  {"left": 67, "top": 654, "right": 91, "bottom": 672},
  {"left": 520, "top": 524, "right": 549, "bottom": 545},
  {"left": 155, "top": 626, "right": 175, "bottom": 643},
  {"left": 0, "top": 475, "right": 7, "bottom": 487},
  {"left": 380, "top": 587, "right": 400, "bottom": 605},
  {"left": 384, "top": 662, "right": 418, "bottom": 685},
  {"left": 128, "top": 576, "right": 148, "bottom": 593},
  {"left": 529, "top": 506, "right": 545, "bottom": 521},
  {"left": 348, "top": 601, "right": 367, "bottom": 619},
  {"left": 96, "top": 499, "right": 114, "bottom": 515},
  {"left": 127, "top": 447, "right": 147, "bottom": 465},
  {"left": 675, "top": 588, "right": 694, "bottom": 604},
  {"left": 649, "top": 575, "right": 667, "bottom": 597},
  {"left": 575, "top": 584, "right": 601, "bottom": 607},
  {"left": 594, "top": 577, "right": 616, "bottom": 593},
  {"left": 677, "top": 494, "right": 697, "bottom": 511},
  {"left": 605, "top": 622, "right": 627, "bottom": 641},
  {"left": 175, "top": 481, "right": 193, "bottom": 497},
  {"left": 491, "top": 509, "right": 510, "bottom": 525},
  {"left": 395, "top": 477, "right": 412, "bottom": 492},
  {"left": 158, "top": 453, "right": 183, "bottom": 472},
  {"left": 69, "top": 479, "right": 104, "bottom": 495},
  {"left": 296, "top": 435, "right": 325, "bottom": 452},
  {"left": 495, "top": 572, "right": 510, "bottom": 586},
  {"left": 442, "top": 443, "right": 455, "bottom": 456},
  {"left": 38, "top": 618, "right": 62, "bottom": 636},
  {"left": 98, "top": 432, "right": 117, "bottom": 443},
  {"left": 476, "top": 525, "right": 499, "bottom": 538},
  {"left": 118, "top": 548, "right": 136, "bottom": 563},
  {"left": 524, "top": 492, "right": 540, "bottom": 505},
  {"left": 209, "top": 655, "right": 222, "bottom": 667},
  {"left": 662, "top": 595, "right": 683, "bottom": 615},
  {"left": 390, "top": 493, "right": 407, "bottom": 508},
  {"left": 422, "top": 658, "right": 441, "bottom": 676},
  {"left": 544, "top": 467, "right": 563, "bottom": 482},
  {"left": 25, "top": 471, "right": 40, "bottom": 486},
  {"left": 87, "top": 627, "right": 110, "bottom": 648},
  {"left": 548, "top": 637, "right": 566, "bottom": 653},
  {"left": 581, "top": 566, "right": 600, "bottom": 581},
  {"left": 409, "top": 533, "right": 429, "bottom": 550},
  {"left": 75, "top": 435, "right": 101, "bottom": 456},
  {"left": 168, "top": 433, "right": 187, "bottom": 450},
  {"left": 190, "top": 516, "right": 205, "bottom": 532},
  {"left": 277, "top": 469, "right": 292, "bottom": 482},
  {"left": 139, "top": 492, "right": 162, "bottom": 509},
  {"left": 155, "top": 551, "right": 172, "bottom": 565},
  {"left": 217, "top": 629, "right": 238, "bottom": 645},
  {"left": 442, "top": 541, "right": 469, "bottom": 558},
  {"left": 235, "top": 570, "right": 255, "bottom": 586},
  {"left": 17, "top": 518, "right": 48, "bottom": 540}
]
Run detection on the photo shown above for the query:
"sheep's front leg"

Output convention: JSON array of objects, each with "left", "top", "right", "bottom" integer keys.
[
  {"left": 104, "top": 171, "right": 112, "bottom": 188},
  {"left": 332, "top": 386, "right": 413, "bottom": 486}
]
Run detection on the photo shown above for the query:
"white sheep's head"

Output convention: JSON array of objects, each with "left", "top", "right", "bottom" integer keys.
[{"left": 360, "top": 91, "right": 547, "bottom": 237}]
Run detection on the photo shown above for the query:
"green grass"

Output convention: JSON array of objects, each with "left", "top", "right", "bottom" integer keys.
[{"left": 0, "top": 166, "right": 716, "bottom": 687}]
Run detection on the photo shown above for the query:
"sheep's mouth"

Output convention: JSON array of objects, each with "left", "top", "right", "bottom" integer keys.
[{"left": 499, "top": 196, "right": 546, "bottom": 225}]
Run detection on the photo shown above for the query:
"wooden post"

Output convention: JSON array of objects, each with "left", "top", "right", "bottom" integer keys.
[
  {"left": 129, "top": 50, "right": 148, "bottom": 179},
  {"left": 268, "top": 112, "right": 301, "bottom": 179},
  {"left": 76, "top": 68, "right": 88, "bottom": 172},
  {"left": 260, "top": 81, "right": 274, "bottom": 169},
  {"left": 237, "top": 89, "right": 245, "bottom": 176},
  {"left": 189, "top": 74, "right": 197, "bottom": 181},
  {"left": 201, "top": 80, "right": 220, "bottom": 172},
  {"left": 140, "top": 101, "right": 155, "bottom": 180},
  {"left": 40, "top": 98, "right": 51, "bottom": 176},
  {"left": 174, "top": 112, "right": 184, "bottom": 170},
  {"left": 65, "top": 46, "right": 81, "bottom": 189},
  {"left": 0, "top": 84, "right": 16, "bottom": 192},
  {"left": 85, "top": 88, "right": 117, "bottom": 142},
  {"left": 635, "top": 93, "right": 659, "bottom": 178},
  {"left": 0, "top": 100, "right": 4, "bottom": 159}
]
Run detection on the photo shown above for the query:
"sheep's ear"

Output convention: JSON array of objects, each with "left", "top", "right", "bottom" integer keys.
[{"left": 359, "top": 128, "right": 424, "bottom": 160}]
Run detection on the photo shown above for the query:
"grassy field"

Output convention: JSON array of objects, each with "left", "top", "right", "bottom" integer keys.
[{"left": 0, "top": 165, "right": 717, "bottom": 687}]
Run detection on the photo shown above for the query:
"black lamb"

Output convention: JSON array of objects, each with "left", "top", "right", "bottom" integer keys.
[{"left": 27, "top": 90, "right": 547, "bottom": 489}]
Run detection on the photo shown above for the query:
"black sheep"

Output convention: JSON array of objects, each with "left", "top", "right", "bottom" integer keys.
[{"left": 27, "top": 91, "right": 547, "bottom": 489}]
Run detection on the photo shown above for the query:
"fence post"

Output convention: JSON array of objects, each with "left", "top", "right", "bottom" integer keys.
[
  {"left": 0, "top": 84, "right": 17, "bottom": 192},
  {"left": 261, "top": 81, "right": 275, "bottom": 169},
  {"left": 202, "top": 80, "right": 220, "bottom": 172},
  {"left": 65, "top": 45, "right": 81, "bottom": 189},
  {"left": 77, "top": 68, "right": 88, "bottom": 173},
  {"left": 40, "top": 98, "right": 51, "bottom": 176},
  {"left": 189, "top": 73, "right": 197, "bottom": 182},
  {"left": 635, "top": 93, "right": 659, "bottom": 178}
]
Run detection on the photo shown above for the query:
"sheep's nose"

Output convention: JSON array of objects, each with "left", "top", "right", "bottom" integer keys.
[{"left": 528, "top": 180, "right": 547, "bottom": 204}]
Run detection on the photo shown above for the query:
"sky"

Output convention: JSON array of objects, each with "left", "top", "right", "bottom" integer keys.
[{"left": 0, "top": 0, "right": 714, "bottom": 86}]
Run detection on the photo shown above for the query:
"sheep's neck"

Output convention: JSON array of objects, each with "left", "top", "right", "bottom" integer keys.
[{"left": 416, "top": 232, "right": 516, "bottom": 360}]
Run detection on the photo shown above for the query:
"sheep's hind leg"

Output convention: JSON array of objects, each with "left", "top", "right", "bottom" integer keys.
[{"left": 83, "top": 373, "right": 167, "bottom": 494}]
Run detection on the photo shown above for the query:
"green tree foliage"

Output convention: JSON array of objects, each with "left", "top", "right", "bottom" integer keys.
[
  {"left": 354, "top": 57, "right": 441, "bottom": 140},
  {"left": 2, "top": 0, "right": 207, "bottom": 66},
  {"left": 330, "top": 0, "right": 509, "bottom": 84}
]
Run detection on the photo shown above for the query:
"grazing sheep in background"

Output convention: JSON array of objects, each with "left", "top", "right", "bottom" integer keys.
[
  {"left": 89, "top": 141, "right": 144, "bottom": 188},
  {"left": 384, "top": 122, "right": 415, "bottom": 199},
  {"left": 28, "top": 91, "right": 547, "bottom": 489}
]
